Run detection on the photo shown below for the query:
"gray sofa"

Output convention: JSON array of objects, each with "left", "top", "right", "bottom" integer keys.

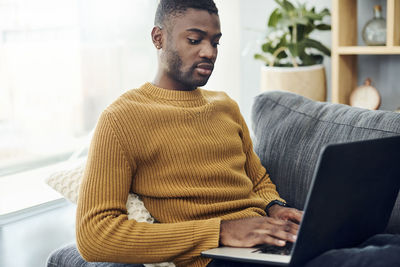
[
  {"left": 47, "top": 91, "right": 400, "bottom": 266},
  {"left": 252, "top": 91, "right": 400, "bottom": 234}
]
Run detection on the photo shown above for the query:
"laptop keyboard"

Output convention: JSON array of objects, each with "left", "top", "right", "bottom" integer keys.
[{"left": 252, "top": 242, "right": 293, "bottom": 255}]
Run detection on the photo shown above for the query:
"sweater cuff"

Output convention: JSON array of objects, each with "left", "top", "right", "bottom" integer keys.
[
  {"left": 174, "top": 218, "right": 221, "bottom": 266},
  {"left": 192, "top": 217, "right": 221, "bottom": 251}
]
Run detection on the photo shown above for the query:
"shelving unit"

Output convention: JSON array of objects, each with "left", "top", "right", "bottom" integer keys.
[{"left": 331, "top": 0, "right": 400, "bottom": 104}]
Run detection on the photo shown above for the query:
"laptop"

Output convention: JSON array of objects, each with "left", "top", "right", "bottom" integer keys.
[{"left": 202, "top": 135, "right": 400, "bottom": 266}]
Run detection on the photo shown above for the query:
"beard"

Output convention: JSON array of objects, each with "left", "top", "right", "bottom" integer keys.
[{"left": 164, "top": 48, "right": 212, "bottom": 90}]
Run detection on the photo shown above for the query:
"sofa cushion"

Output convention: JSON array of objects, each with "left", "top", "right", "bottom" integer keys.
[
  {"left": 47, "top": 243, "right": 145, "bottom": 267},
  {"left": 251, "top": 91, "right": 400, "bottom": 233}
]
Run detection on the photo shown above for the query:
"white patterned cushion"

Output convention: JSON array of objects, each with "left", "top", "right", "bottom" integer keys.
[
  {"left": 46, "top": 162, "right": 84, "bottom": 204},
  {"left": 45, "top": 160, "right": 175, "bottom": 267}
]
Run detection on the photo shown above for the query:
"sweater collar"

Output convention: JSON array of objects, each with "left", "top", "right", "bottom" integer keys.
[{"left": 140, "top": 82, "right": 205, "bottom": 101}]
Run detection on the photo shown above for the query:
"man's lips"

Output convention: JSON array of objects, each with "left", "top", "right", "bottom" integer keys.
[{"left": 195, "top": 63, "right": 214, "bottom": 76}]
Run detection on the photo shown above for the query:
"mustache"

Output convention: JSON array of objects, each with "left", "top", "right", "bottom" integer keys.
[{"left": 192, "top": 60, "right": 214, "bottom": 69}]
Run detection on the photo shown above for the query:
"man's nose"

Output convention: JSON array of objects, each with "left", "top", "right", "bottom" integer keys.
[{"left": 199, "top": 42, "right": 217, "bottom": 61}]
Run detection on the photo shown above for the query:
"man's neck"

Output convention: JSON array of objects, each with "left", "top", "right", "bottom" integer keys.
[{"left": 153, "top": 71, "right": 196, "bottom": 92}]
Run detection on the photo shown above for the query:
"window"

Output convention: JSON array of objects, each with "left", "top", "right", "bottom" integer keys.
[
  {"left": 0, "top": 0, "right": 241, "bottom": 216},
  {"left": 0, "top": 0, "right": 158, "bottom": 173},
  {"left": 0, "top": 0, "right": 158, "bottom": 215}
]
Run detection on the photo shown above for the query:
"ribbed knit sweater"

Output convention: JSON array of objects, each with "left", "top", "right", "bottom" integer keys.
[{"left": 76, "top": 82, "right": 284, "bottom": 267}]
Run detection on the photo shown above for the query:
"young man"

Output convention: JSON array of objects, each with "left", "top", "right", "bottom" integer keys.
[{"left": 76, "top": 1, "right": 302, "bottom": 266}]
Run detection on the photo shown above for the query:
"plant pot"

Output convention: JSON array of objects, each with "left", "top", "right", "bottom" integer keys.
[{"left": 260, "top": 64, "right": 327, "bottom": 101}]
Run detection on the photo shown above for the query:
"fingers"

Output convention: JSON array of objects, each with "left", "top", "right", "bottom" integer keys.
[
  {"left": 265, "top": 216, "right": 299, "bottom": 235},
  {"left": 219, "top": 216, "right": 300, "bottom": 248},
  {"left": 252, "top": 230, "right": 288, "bottom": 246},
  {"left": 261, "top": 218, "right": 298, "bottom": 243},
  {"left": 286, "top": 209, "right": 303, "bottom": 224},
  {"left": 274, "top": 207, "right": 304, "bottom": 224},
  {"left": 253, "top": 228, "right": 297, "bottom": 245},
  {"left": 244, "top": 217, "right": 298, "bottom": 246}
]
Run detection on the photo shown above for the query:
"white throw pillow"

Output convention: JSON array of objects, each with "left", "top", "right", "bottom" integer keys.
[{"left": 45, "top": 160, "right": 175, "bottom": 267}]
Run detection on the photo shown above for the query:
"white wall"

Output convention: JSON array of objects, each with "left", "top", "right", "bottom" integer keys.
[{"left": 204, "top": 0, "right": 241, "bottom": 101}]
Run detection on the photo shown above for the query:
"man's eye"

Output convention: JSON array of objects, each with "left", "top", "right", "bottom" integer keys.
[
  {"left": 188, "top": 38, "right": 201, "bottom": 45},
  {"left": 213, "top": 42, "right": 220, "bottom": 48}
]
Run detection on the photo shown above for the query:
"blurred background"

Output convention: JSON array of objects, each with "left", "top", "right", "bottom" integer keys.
[
  {"left": 3, "top": 0, "right": 400, "bottom": 266},
  {"left": 0, "top": 0, "right": 332, "bottom": 184}
]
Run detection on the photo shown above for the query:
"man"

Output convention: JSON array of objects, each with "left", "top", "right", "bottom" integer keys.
[{"left": 76, "top": 0, "right": 302, "bottom": 266}]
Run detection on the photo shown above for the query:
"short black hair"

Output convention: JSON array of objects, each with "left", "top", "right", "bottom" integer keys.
[{"left": 154, "top": 0, "right": 218, "bottom": 29}]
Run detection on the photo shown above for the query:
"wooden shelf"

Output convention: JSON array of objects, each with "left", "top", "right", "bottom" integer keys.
[
  {"left": 387, "top": 0, "right": 400, "bottom": 46},
  {"left": 331, "top": 0, "right": 400, "bottom": 104},
  {"left": 337, "top": 46, "right": 400, "bottom": 55}
]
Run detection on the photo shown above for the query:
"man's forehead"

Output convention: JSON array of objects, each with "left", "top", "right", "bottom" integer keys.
[{"left": 169, "top": 8, "right": 220, "bottom": 34}]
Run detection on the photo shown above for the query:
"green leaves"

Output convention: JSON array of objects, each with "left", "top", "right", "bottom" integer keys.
[
  {"left": 288, "top": 43, "right": 298, "bottom": 57},
  {"left": 254, "top": 53, "right": 270, "bottom": 64},
  {"left": 299, "top": 52, "right": 323, "bottom": 66},
  {"left": 297, "top": 38, "right": 330, "bottom": 66},
  {"left": 255, "top": 0, "right": 331, "bottom": 67},
  {"left": 315, "top": 24, "right": 331, "bottom": 31},
  {"left": 268, "top": 8, "right": 281, "bottom": 27},
  {"left": 302, "top": 38, "right": 331, "bottom": 56},
  {"left": 275, "top": 0, "right": 295, "bottom": 12}
]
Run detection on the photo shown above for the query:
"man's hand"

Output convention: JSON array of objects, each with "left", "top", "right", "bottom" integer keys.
[
  {"left": 268, "top": 205, "right": 303, "bottom": 224},
  {"left": 219, "top": 216, "right": 299, "bottom": 248}
]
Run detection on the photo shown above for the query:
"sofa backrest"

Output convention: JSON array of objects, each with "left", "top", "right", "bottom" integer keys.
[{"left": 251, "top": 91, "right": 400, "bottom": 233}]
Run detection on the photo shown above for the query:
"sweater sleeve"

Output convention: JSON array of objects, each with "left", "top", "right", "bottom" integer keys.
[
  {"left": 237, "top": 111, "right": 286, "bottom": 206},
  {"left": 76, "top": 111, "right": 221, "bottom": 265}
]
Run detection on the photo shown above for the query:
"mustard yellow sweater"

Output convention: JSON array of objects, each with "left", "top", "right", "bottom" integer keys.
[{"left": 76, "top": 82, "right": 284, "bottom": 267}]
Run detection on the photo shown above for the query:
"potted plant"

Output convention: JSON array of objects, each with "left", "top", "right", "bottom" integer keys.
[{"left": 254, "top": 0, "right": 331, "bottom": 101}]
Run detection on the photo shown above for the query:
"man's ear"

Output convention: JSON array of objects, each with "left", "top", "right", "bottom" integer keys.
[{"left": 151, "top": 26, "right": 163, "bottom": 50}]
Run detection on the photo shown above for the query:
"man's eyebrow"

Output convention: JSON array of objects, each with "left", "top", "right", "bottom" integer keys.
[{"left": 186, "top": 28, "right": 222, "bottom": 38}]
